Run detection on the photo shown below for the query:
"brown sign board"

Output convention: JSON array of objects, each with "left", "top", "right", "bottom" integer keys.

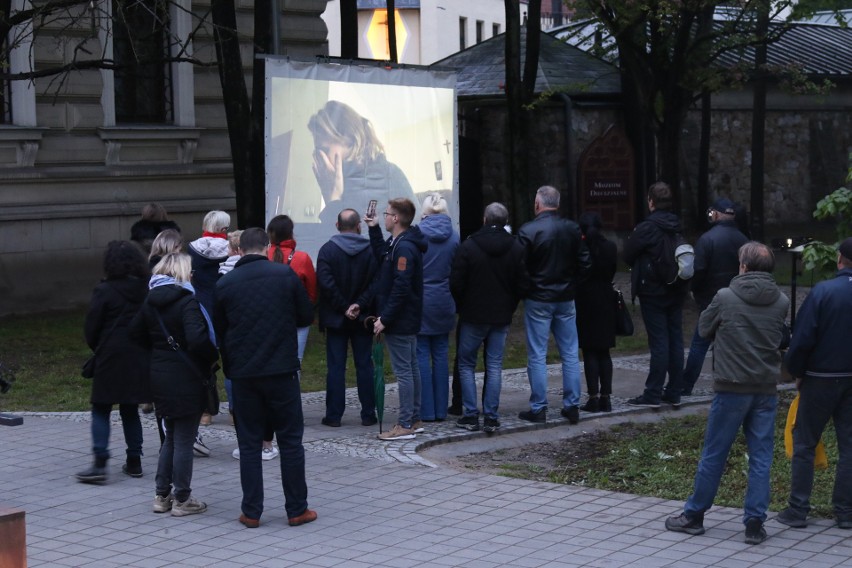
[{"left": 577, "top": 125, "right": 635, "bottom": 231}]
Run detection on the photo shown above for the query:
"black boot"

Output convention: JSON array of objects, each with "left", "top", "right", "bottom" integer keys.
[
  {"left": 599, "top": 396, "right": 612, "bottom": 412},
  {"left": 76, "top": 456, "right": 108, "bottom": 484},
  {"left": 581, "top": 397, "right": 600, "bottom": 412},
  {"left": 122, "top": 455, "right": 143, "bottom": 478}
]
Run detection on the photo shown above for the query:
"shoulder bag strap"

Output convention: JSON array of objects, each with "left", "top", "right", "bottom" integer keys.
[{"left": 152, "top": 309, "right": 208, "bottom": 383}]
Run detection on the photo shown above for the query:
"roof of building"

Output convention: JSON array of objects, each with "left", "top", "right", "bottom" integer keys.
[
  {"left": 552, "top": 15, "right": 852, "bottom": 78},
  {"left": 431, "top": 25, "right": 621, "bottom": 99}
]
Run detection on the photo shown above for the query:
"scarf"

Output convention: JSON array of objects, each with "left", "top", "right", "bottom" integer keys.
[{"left": 148, "top": 275, "right": 217, "bottom": 347}]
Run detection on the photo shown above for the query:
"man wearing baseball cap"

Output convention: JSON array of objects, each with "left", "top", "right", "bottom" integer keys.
[
  {"left": 778, "top": 237, "right": 852, "bottom": 529},
  {"left": 681, "top": 197, "right": 748, "bottom": 396}
]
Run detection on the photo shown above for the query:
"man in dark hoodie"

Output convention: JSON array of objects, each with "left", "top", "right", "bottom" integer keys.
[
  {"left": 366, "top": 198, "right": 428, "bottom": 441},
  {"left": 316, "top": 209, "right": 378, "bottom": 428},
  {"left": 451, "top": 202, "right": 530, "bottom": 433},
  {"left": 681, "top": 197, "right": 748, "bottom": 396},
  {"left": 665, "top": 242, "right": 788, "bottom": 545},
  {"left": 623, "top": 182, "right": 689, "bottom": 407}
]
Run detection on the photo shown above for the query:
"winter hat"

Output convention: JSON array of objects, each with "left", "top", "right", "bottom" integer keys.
[
  {"left": 710, "top": 198, "right": 736, "bottom": 215},
  {"left": 839, "top": 237, "right": 852, "bottom": 261}
]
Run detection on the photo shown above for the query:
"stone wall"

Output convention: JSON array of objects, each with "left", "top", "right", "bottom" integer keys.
[{"left": 701, "top": 110, "right": 852, "bottom": 225}]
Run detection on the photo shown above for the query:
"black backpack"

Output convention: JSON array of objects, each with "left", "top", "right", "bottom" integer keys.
[{"left": 652, "top": 231, "right": 695, "bottom": 285}]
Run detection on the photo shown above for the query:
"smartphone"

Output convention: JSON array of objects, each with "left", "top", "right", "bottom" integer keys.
[{"left": 367, "top": 199, "right": 377, "bottom": 219}]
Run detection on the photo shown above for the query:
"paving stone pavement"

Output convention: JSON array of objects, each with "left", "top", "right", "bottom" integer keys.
[{"left": 3, "top": 353, "right": 851, "bottom": 567}]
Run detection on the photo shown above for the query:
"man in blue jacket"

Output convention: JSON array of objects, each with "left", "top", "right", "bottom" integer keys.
[
  {"left": 214, "top": 228, "right": 316, "bottom": 529},
  {"left": 367, "top": 198, "right": 428, "bottom": 441},
  {"left": 316, "top": 209, "right": 378, "bottom": 428},
  {"left": 778, "top": 237, "right": 852, "bottom": 530},
  {"left": 681, "top": 198, "right": 748, "bottom": 396}
]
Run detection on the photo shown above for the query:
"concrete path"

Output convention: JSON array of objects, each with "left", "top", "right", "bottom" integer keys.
[{"left": 3, "top": 353, "right": 851, "bottom": 567}]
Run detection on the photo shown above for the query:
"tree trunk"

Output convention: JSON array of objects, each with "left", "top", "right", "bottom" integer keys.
[
  {"left": 504, "top": 0, "right": 525, "bottom": 228},
  {"left": 211, "top": 0, "right": 254, "bottom": 228},
  {"left": 387, "top": 0, "right": 397, "bottom": 62},
  {"left": 340, "top": 0, "right": 358, "bottom": 59}
]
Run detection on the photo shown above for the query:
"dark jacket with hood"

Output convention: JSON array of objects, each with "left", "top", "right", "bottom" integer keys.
[
  {"left": 130, "top": 219, "right": 181, "bottom": 253},
  {"left": 517, "top": 210, "right": 591, "bottom": 302},
  {"left": 316, "top": 232, "right": 377, "bottom": 332},
  {"left": 690, "top": 220, "right": 748, "bottom": 309},
  {"left": 698, "top": 271, "right": 789, "bottom": 394},
  {"left": 623, "top": 209, "right": 689, "bottom": 300},
  {"left": 450, "top": 225, "right": 530, "bottom": 326},
  {"left": 84, "top": 277, "right": 151, "bottom": 405},
  {"left": 419, "top": 214, "right": 460, "bottom": 335},
  {"left": 188, "top": 236, "right": 230, "bottom": 315},
  {"left": 369, "top": 224, "right": 428, "bottom": 335},
  {"left": 214, "top": 255, "right": 314, "bottom": 379},
  {"left": 130, "top": 284, "right": 218, "bottom": 418},
  {"left": 785, "top": 267, "right": 852, "bottom": 380}
]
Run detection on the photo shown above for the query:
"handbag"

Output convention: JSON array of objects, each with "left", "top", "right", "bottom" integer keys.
[
  {"left": 81, "top": 306, "right": 127, "bottom": 378},
  {"left": 614, "top": 286, "right": 634, "bottom": 337},
  {"left": 153, "top": 310, "right": 220, "bottom": 416}
]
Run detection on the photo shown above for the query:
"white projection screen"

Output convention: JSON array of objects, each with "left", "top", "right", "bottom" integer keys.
[{"left": 264, "top": 58, "right": 458, "bottom": 259}]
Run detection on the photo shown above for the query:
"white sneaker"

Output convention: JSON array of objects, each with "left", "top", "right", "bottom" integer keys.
[
  {"left": 262, "top": 446, "right": 279, "bottom": 461},
  {"left": 231, "top": 448, "right": 240, "bottom": 460},
  {"left": 171, "top": 496, "right": 207, "bottom": 517},
  {"left": 153, "top": 493, "right": 174, "bottom": 513},
  {"left": 193, "top": 435, "right": 211, "bottom": 457}
]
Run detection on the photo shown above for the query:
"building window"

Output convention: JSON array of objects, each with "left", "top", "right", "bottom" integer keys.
[
  {"left": 492, "top": 23, "right": 501, "bottom": 37},
  {"left": 476, "top": 20, "right": 483, "bottom": 44},
  {"left": 112, "top": 0, "right": 172, "bottom": 123},
  {"left": 459, "top": 17, "right": 466, "bottom": 50}
]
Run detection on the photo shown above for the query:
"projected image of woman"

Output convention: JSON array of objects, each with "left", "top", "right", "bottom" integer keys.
[{"left": 308, "top": 100, "right": 416, "bottom": 224}]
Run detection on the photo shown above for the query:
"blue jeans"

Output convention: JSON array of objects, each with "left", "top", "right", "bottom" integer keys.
[
  {"left": 325, "top": 327, "right": 375, "bottom": 423},
  {"left": 524, "top": 299, "right": 581, "bottom": 411},
  {"left": 90, "top": 403, "right": 143, "bottom": 460},
  {"left": 384, "top": 334, "right": 421, "bottom": 428},
  {"left": 417, "top": 333, "right": 450, "bottom": 421},
  {"left": 297, "top": 326, "right": 309, "bottom": 362},
  {"left": 789, "top": 378, "right": 852, "bottom": 521},
  {"left": 684, "top": 392, "right": 777, "bottom": 523},
  {"left": 156, "top": 412, "right": 201, "bottom": 502},
  {"left": 639, "top": 295, "right": 684, "bottom": 403},
  {"left": 233, "top": 374, "right": 308, "bottom": 520},
  {"left": 458, "top": 323, "right": 509, "bottom": 420},
  {"left": 681, "top": 318, "right": 713, "bottom": 395}
]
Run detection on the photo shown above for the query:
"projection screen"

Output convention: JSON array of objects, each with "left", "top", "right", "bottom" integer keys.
[{"left": 265, "top": 58, "right": 458, "bottom": 260}]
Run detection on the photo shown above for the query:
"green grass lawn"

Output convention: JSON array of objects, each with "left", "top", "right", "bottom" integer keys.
[
  {"left": 0, "top": 297, "right": 657, "bottom": 412},
  {"left": 501, "top": 391, "right": 838, "bottom": 518}
]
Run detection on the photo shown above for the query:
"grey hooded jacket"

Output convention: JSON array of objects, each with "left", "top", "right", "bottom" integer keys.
[{"left": 698, "top": 271, "right": 790, "bottom": 394}]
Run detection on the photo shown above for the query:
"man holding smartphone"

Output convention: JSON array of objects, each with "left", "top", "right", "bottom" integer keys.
[{"left": 365, "top": 198, "right": 428, "bottom": 440}]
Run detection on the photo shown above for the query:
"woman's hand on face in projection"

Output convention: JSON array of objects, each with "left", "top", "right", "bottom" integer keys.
[{"left": 312, "top": 148, "right": 344, "bottom": 204}]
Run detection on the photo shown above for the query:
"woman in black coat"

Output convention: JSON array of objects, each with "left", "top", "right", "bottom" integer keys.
[
  {"left": 575, "top": 212, "right": 618, "bottom": 412},
  {"left": 76, "top": 241, "right": 152, "bottom": 484},
  {"left": 130, "top": 252, "right": 219, "bottom": 517}
]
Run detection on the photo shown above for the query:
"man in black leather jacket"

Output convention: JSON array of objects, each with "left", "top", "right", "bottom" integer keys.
[
  {"left": 517, "top": 185, "right": 590, "bottom": 424},
  {"left": 681, "top": 198, "right": 748, "bottom": 396}
]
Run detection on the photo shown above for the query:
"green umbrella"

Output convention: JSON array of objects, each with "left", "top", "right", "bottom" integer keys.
[{"left": 372, "top": 335, "right": 385, "bottom": 433}]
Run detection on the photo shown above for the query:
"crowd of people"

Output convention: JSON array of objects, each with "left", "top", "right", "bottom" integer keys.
[{"left": 76, "top": 186, "right": 852, "bottom": 542}]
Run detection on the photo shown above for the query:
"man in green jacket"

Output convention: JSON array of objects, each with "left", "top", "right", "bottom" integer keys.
[{"left": 665, "top": 242, "right": 789, "bottom": 545}]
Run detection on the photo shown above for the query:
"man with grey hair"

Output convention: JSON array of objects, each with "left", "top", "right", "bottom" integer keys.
[
  {"left": 517, "top": 186, "right": 590, "bottom": 424},
  {"left": 451, "top": 203, "right": 530, "bottom": 432},
  {"left": 778, "top": 236, "right": 852, "bottom": 530},
  {"left": 666, "top": 241, "right": 789, "bottom": 545}
]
